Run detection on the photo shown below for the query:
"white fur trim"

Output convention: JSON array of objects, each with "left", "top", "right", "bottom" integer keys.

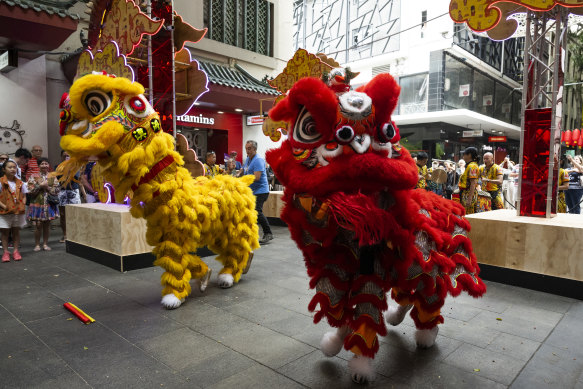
[
  {"left": 217, "top": 273, "right": 234, "bottom": 289},
  {"left": 161, "top": 294, "right": 183, "bottom": 309},
  {"left": 348, "top": 355, "right": 375, "bottom": 383},
  {"left": 415, "top": 326, "right": 439, "bottom": 348},
  {"left": 385, "top": 304, "right": 412, "bottom": 326},
  {"left": 320, "top": 327, "right": 348, "bottom": 357}
]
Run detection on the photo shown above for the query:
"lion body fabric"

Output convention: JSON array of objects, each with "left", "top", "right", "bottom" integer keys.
[
  {"left": 58, "top": 74, "right": 259, "bottom": 305},
  {"left": 266, "top": 73, "right": 486, "bottom": 360}
]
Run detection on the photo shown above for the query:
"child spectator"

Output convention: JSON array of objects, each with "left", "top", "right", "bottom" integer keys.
[
  {"left": 0, "top": 160, "right": 27, "bottom": 262},
  {"left": 56, "top": 151, "right": 85, "bottom": 242},
  {"left": 27, "top": 158, "right": 60, "bottom": 251}
]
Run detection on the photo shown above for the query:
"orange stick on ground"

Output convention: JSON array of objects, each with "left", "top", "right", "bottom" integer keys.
[{"left": 63, "top": 302, "right": 95, "bottom": 324}]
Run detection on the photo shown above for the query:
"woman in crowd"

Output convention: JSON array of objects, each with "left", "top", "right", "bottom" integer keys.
[
  {"left": 27, "top": 158, "right": 60, "bottom": 251},
  {"left": 225, "top": 158, "right": 239, "bottom": 176},
  {"left": 458, "top": 147, "right": 480, "bottom": 214},
  {"left": 566, "top": 154, "right": 583, "bottom": 214}
]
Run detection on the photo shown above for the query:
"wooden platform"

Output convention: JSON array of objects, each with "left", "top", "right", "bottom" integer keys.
[
  {"left": 66, "top": 203, "right": 154, "bottom": 271},
  {"left": 66, "top": 203, "right": 213, "bottom": 272},
  {"left": 465, "top": 209, "right": 583, "bottom": 299},
  {"left": 263, "top": 191, "right": 284, "bottom": 219}
]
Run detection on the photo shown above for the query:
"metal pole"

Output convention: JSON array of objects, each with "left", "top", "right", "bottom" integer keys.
[
  {"left": 345, "top": 0, "right": 350, "bottom": 63},
  {"left": 147, "top": 0, "right": 154, "bottom": 104},
  {"left": 516, "top": 11, "right": 532, "bottom": 215},
  {"left": 171, "top": 0, "right": 176, "bottom": 139},
  {"left": 303, "top": 0, "right": 307, "bottom": 49},
  {"left": 546, "top": 9, "right": 562, "bottom": 217}
]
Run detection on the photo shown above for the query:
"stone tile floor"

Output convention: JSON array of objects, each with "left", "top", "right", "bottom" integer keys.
[{"left": 1, "top": 225, "right": 583, "bottom": 388}]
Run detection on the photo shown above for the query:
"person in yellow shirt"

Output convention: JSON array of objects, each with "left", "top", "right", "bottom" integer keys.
[
  {"left": 203, "top": 151, "right": 224, "bottom": 179},
  {"left": 458, "top": 147, "right": 480, "bottom": 214},
  {"left": 558, "top": 157, "right": 570, "bottom": 213},
  {"left": 415, "top": 151, "right": 429, "bottom": 189},
  {"left": 479, "top": 152, "right": 504, "bottom": 210}
]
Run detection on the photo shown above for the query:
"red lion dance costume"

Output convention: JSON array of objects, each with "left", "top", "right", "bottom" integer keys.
[{"left": 266, "top": 72, "right": 486, "bottom": 383}]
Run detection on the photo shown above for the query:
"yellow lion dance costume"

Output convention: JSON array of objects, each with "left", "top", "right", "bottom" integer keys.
[{"left": 57, "top": 73, "right": 260, "bottom": 309}]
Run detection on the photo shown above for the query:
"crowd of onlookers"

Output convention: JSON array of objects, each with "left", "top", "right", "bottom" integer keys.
[
  {"left": 412, "top": 148, "right": 583, "bottom": 215},
  {"left": 198, "top": 143, "right": 275, "bottom": 245},
  {"left": 0, "top": 146, "right": 100, "bottom": 263}
]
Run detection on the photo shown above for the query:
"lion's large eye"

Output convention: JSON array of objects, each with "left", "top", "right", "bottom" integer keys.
[
  {"left": 377, "top": 122, "right": 399, "bottom": 143},
  {"left": 293, "top": 106, "right": 321, "bottom": 144},
  {"left": 124, "top": 94, "right": 152, "bottom": 118},
  {"left": 84, "top": 90, "right": 112, "bottom": 117}
]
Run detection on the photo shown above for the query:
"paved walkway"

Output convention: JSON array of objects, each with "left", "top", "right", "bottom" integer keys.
[{"left": 1, "top": 225, "right": 582, "bottom": 388}]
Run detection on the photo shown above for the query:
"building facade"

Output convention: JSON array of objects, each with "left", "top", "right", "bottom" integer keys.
[
  {"left": 293, "top": 0, "right": 525, "bottom": 163},
  {"left": 0, "top": 0, "right": 294, "bottom": 166}
]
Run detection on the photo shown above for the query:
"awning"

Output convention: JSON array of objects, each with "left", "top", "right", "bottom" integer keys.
[
  {"left": 195, "top": 60, "right": 279, "bottom": 113},
  {"left": 0, "top": 0, "right": 79, "bottom": 59},
  {"left": 393, "top": 109, "right": 521, "bottom": 140},
  {"left": 199, "top": 61, "right": 278, "bottom": 96}
]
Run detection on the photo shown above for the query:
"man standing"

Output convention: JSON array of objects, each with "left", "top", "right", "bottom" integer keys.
[
  {"left": 203, "top": 151, "right": 224, "bottom": 178},
  {"left": 480, "top": 152, "right": 504, "bottom": 210},
  {"left": 13, "top": 148, "right": 31, "bottom": 180},
  {"left": 26, "top": 145, "right": 44, "bottom": 180},
  {"left": 415, "top": 151, "right": 429, "bottom": 189},
  {"left": 241, "top": 140, "right": 273, "bottom": 244}
]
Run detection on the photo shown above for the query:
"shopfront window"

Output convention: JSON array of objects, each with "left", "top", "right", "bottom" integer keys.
[
  {"left": 443, "top": 53, "right": 522, "bottom": 127},
  {"left": 473, "top": 71, "right": 495, "bottom": 116},
  {"left": 399, "top": 73, "right": 428, "bottom": 114},
  {"left": 444, "top": 55, "right": 472, "bottom": 110},
  {"left": 494, "top": 83, "right": 513, "bottom": 122},
  {"left": 511, "top": 91, "right": 522, "bottom": 126}
]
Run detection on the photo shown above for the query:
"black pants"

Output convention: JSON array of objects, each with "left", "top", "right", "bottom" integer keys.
[{"left": 255, "top": 192, "right": 272, "bottom": 235}]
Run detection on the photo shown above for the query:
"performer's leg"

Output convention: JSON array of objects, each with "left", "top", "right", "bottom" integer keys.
[
  {"left": 386, "top": 288, "right": 413, "bottom": 326},
  {"left": 154, "top": 239, "right": 205, "bottom": 308},
  {"left": 344, "top": 248, "right": 387, "bottom": 383},
  {"left": 310, "top": 263, "right": 351, "bottom": 357}
]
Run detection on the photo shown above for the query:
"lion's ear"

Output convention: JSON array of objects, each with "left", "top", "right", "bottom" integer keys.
[{"left": 359, "top": 74, "right": 401, "bottom": 125}]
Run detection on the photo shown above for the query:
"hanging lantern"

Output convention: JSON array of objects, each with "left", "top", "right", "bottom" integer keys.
[
  {"left": 573, "top": 129, "right": 581, "bottom": 146},
  {"left": 579, "top": 132, "right": 583, "bottom": 149},
  {"left": 561, "top": 131, "right": 566, "bottom": 143},
  {"left": 565, "top": 129, "right": 573, "bottom": 146}
]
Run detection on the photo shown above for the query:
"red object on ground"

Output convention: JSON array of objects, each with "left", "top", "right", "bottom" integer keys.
[{"left": 63, "top": 302, "right": 95, "bottom": 324}]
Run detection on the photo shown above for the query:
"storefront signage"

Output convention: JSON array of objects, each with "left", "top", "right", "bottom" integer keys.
[
  {"left": 246, "top": 115, "right": 264, "bottom": 126},
  {"left": 463, "top": 130, "right": 483, "bottom": 137},
  {"left": 0, "top": 50, "right": 17, "bottom": 73},
  {"left": 488, "top": 136, "right": 507, "bottom": 142},
  {"left": 177, "top": 114, "right": 215, "bottom": 125}
]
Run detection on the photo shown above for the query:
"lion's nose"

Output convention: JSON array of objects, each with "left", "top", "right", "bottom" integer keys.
[{"left": 347, "top": 95, "right": 364, "bottom": 109}]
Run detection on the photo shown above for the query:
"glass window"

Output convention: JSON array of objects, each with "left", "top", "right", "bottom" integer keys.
[
  {"left": 494, "top": 83, "right": 513, "bottom": 122},
  {"left": 511, "top": 91, "right": 522, "bottom": 126},
  {"left": 399, "top": 73, "right": 428, "bottom": 114},
  {"left": 444, "top": 55, "right": 472, "bottom": 110},
  {"left": 473, "top": 71, "right": 495, "bottom": 116}
]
